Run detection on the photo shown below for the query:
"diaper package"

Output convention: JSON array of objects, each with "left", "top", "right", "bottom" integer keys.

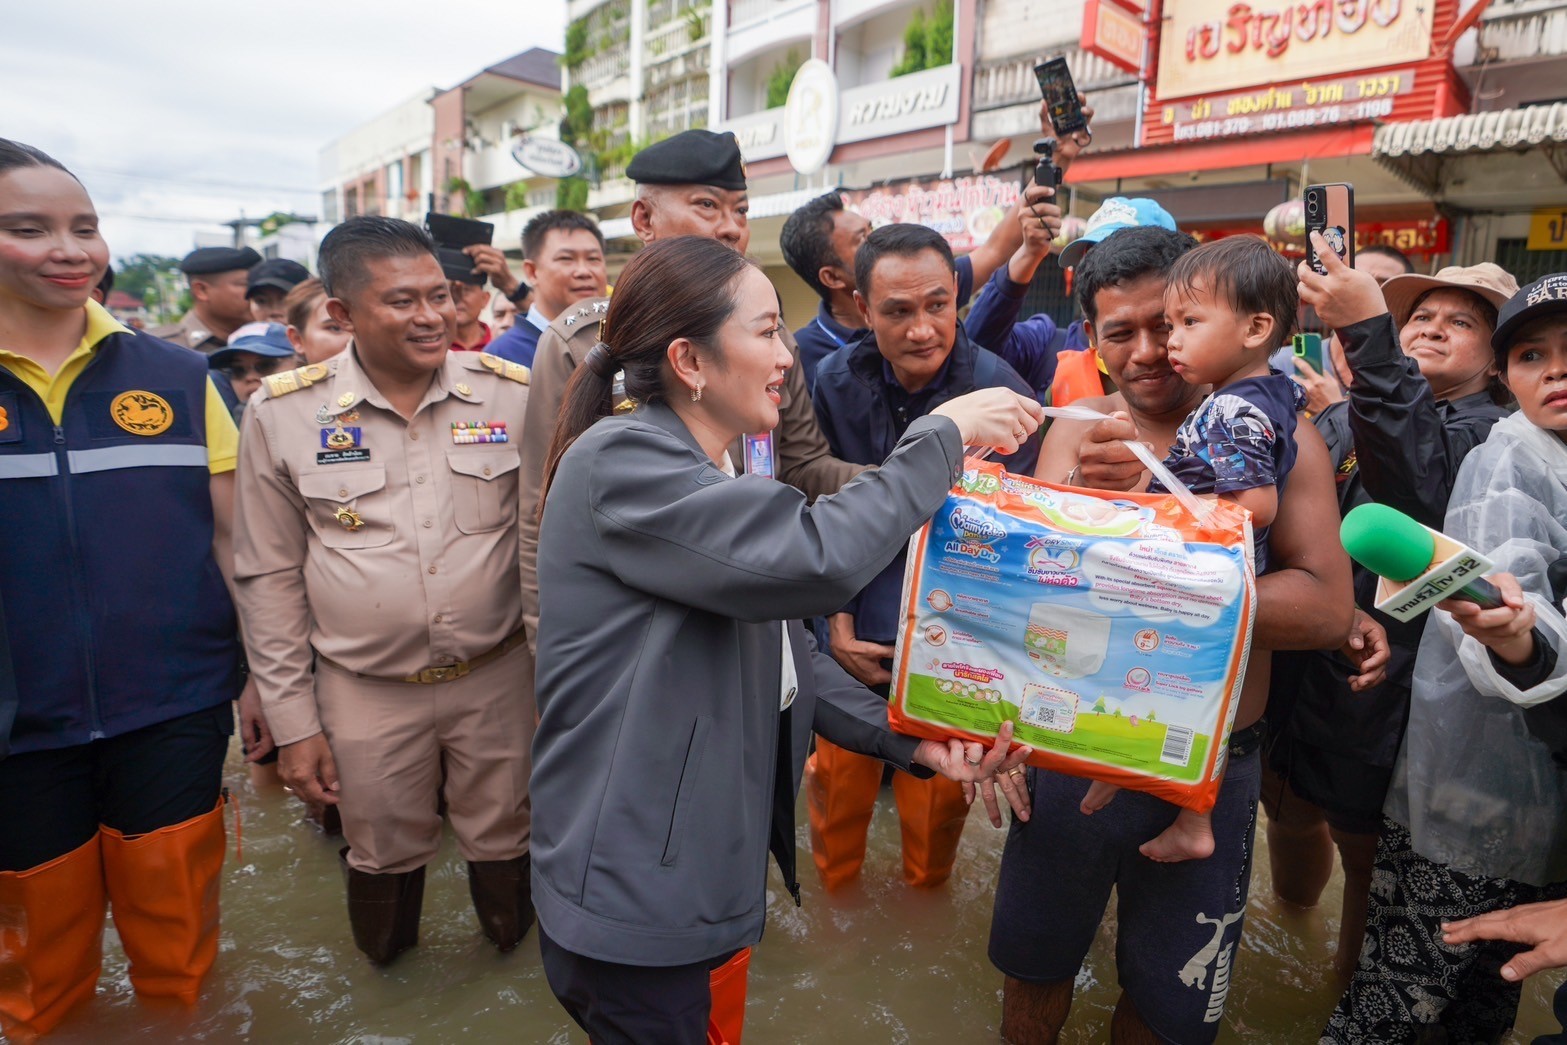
[{"left": 888, "top": 460, "right": 1257, "bottom": 813}]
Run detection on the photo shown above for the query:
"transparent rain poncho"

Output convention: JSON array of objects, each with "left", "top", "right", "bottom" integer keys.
[{"left": 1386, "top": 411, "right": 1567, "bottom": 886}]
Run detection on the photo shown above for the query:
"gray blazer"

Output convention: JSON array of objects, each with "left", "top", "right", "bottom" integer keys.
[{"left": 530, "top": 400, "right": 963, "bottom": 966}]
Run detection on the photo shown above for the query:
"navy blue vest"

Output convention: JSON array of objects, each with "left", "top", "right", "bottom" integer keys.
[{"left": 0, "top": 327, "right": 240, "bottom": 754}]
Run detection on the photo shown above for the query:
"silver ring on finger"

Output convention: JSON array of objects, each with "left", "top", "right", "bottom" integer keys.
[{"left": 964, "top": 756, "right": 983, "bottom": 767}]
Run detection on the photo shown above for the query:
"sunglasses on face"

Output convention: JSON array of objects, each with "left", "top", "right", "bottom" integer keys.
[{"left": 223, "top": 359, "right": 285, "bottom": 379}]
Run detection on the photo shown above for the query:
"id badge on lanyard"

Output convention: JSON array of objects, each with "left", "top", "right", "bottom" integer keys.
[{"left": 743, "top": 432, "right": 776, "bottom": 479}]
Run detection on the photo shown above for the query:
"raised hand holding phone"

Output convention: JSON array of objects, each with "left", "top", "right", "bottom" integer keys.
[
  {"left": 1034, "top": 56, "right": 1089, "bottom": 136},
  {"left": 1304, "top": 182, "right": 1355, "bottom": 275},
  {"left": 1297, "top": 231, "right": 1388, "bottom": 330}
]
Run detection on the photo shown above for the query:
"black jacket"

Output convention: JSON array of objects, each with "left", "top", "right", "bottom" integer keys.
[{"left": 1271, "top": 313, "right": 1511, "bottom": 783}]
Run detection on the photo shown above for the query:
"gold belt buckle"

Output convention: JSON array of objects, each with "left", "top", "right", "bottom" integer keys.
[{"left": 414, "top": 661, "right": 470, "bottom": 684}]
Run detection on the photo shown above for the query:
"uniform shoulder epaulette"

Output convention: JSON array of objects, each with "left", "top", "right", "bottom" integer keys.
[
  {"left": 262, "top": 361, "right": 335, "bottom": 400},
  {"left": 475, "top": 352, "right": 530, "bottom": 386},
  {"left": 551, "top": 297, "right": 610, "bottom": 339}
]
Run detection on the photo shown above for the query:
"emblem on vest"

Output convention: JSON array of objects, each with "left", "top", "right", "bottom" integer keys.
[{"left": 111, "top": 391, "right": 174, "bottom": 436}]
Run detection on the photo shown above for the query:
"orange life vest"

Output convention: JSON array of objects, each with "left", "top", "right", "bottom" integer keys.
[{"left": 1050, "top": 348, "right": 1108, "bottom": 407}]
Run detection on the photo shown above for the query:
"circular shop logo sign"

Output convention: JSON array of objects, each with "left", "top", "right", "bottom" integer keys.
[
  {"left": 512, "top": 136, "right": 584, "bottom": 179},
  {"left": 784, "top": 59, "right": 840, "bottom": 176}
]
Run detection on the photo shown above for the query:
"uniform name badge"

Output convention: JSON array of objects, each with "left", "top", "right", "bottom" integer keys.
[{"left": 743, "top": 432, "right": 776, "bottom": 479}]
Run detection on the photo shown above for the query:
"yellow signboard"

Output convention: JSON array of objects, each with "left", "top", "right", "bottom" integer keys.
[
  {"left": 1528, "top": 207, "right": 1567, "bottom": 252},
  {"left": 1156, "top": 0, "right": 1435, "bottom": 100}
]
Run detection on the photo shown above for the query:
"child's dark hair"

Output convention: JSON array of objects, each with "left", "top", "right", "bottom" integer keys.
[
  {"left": 1075, "top": 226, "right": 1198, "bottom": 323},
  {"left": 1167, "top": 235, "right": 1298, "bottom": 343},
  {"left": 540, "top": 236, "right": 758, "bottom": 507}
]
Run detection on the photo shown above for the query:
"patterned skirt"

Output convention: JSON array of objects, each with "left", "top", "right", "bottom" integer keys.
[{"left": 1321, "top": 818, "right": 1567, "bottom": 1044}]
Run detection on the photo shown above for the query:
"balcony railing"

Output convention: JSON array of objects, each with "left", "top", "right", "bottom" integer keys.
[
  {"left": 647, "top": 45, "right": 712, "bottom": 87},
  {"left": 1478, "top": 0, "right": 1567, "bottom": 60},
  {"left": 972, "top": 47, "right": 1136, "bottom": 111},
  {"left": 644, "top": 17, "right": 709, "bottom": 62},
  {"left": 647, "top": 0, "right": 712, "bottom": 31},
  {"left": 729, "top": 0, "right": 801, "bottom": 27},
  {"left": 575, "top": 45, "right": 632, "bottom": 88}
]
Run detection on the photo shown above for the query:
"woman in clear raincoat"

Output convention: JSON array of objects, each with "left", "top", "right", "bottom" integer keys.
[{"left": 1324, "top": 274, "right": 1567, "bottom": 1043}]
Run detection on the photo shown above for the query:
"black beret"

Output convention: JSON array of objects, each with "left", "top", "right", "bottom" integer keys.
[
  {"left": 246, "top": 258, "right": 311, "bottom": 296},
  {"left": 180, "top": 246, "right": 262, "bottom": 275},
  {"left": 626, "top": 130, "right": 747, "bottom": 191}
]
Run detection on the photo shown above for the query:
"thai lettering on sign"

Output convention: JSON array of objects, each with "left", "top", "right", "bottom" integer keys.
[
  {"left": 841, "top": 175, "right": 1022, "bottom": 253},
  {"left": 1161, "top": 69, "right": 1412, "bottom": 141},
  {"left": 1155, "top": 0, "right": 1433, "bottom": 98}
]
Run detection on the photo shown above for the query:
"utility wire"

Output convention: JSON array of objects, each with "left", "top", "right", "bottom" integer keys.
[
  {"left": 98, "top": 211, "right": 257, "bottom": 225},
  {"left": 73, "top": 164, "right": 319, "bottom": 195}
]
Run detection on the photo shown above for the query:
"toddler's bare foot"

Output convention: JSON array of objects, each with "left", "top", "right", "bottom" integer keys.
[
  {"left": 1080, "top": 779, "right": 1119, "bottom": 816},
  {"left": 1139, "top": 810, "right": 1216, "bottom": 863}
]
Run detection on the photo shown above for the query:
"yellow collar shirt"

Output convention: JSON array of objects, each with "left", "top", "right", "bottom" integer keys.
[{"left": 0, "top": 300, "right": 239, "bottom": 473}]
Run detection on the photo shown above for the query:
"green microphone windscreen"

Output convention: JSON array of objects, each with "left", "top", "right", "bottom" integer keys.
[{"left": 1340, "top": 503, "right": 1437, "bottom": 582}]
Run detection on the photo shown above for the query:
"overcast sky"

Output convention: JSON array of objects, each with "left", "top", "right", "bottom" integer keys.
[{"left": 2, "top": 1, "right": 566, "bottom": 263}]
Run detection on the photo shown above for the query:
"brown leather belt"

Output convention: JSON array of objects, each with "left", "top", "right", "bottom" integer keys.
[{"left": 317, "top": 627, "right": 528, "bottom": 685}]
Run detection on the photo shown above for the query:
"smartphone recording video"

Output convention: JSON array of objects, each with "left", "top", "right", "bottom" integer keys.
[
  {"left": 1034, "top": 56, "right": 1088, "bottom": 137},
  {"left": 1304, "top": 183, "right": 1355, "bottom": 276}
]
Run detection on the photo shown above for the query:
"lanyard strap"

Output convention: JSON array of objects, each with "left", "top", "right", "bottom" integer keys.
[{"left": 814, "top": 317, "right": 847, "bottom": 348}]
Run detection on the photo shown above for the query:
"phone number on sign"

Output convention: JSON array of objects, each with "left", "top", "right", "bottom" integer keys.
[{"left": 1172, "top": 97, "right": 1394, "bottom": 141}]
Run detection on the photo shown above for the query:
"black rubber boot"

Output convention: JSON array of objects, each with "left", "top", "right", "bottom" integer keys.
[
  {"left": 340, "top": 847, "right": 425, "bottom": 966},
  {"left": 467, "top": 855, "right": 534, "bottom": 953}
]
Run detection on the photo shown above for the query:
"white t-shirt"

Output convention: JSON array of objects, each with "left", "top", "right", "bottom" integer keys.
[{"left": 719, "top": 451, "right": 797, "bottom": 710}]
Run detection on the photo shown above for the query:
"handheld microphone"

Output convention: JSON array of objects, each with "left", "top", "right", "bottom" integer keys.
[{"left": 1340, "top": 503, "right": 1504, "bottom": 619}]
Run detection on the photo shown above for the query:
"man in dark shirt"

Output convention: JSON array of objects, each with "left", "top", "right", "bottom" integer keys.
[
  {"left": 488, "top": 211, "right": 607, "bottom": 368},
  {"left": 807, "top": 223, "right": 1040, "bottom": 892}
]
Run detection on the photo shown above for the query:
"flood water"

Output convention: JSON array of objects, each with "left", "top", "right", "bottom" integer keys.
[{"left": 38, "top": 745, "right": 1567, "bottom": 1043}]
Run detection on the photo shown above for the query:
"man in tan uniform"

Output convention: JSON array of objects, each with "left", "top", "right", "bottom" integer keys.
[
  {"left": 233, "top": 216, "right": 535, "bottom": 965},
  {"left": 152, "top": 246, "right": 261, "bottom": 352}
]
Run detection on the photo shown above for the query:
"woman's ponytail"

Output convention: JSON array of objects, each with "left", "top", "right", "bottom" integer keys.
[{"left": 541, "top": 343, "right": 619, "bottom": 510}]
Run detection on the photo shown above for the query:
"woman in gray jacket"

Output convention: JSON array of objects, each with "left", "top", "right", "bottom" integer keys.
[{"left": 530, "top": 235, "right": 1043, "bottom": 1043}]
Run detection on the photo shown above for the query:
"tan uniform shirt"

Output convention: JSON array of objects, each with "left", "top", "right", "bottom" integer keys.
[
  {"left": 234, "top": 347, "right": 532, "bottom": 745},
  {"left": 515, "top": 293, "right": 866, "bottom": 651},
  {"left": 150, "top": 310, "right": 227, "bottom": 353}
]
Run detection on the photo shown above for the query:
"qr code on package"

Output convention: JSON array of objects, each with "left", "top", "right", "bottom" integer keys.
[{"left": 1020, "top": 684, "right": 1079, "bottom": 734}]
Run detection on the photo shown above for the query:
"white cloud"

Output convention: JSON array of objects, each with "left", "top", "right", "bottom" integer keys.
[{"left": 2, "top": 0, "right": 565, "bottom": 259}]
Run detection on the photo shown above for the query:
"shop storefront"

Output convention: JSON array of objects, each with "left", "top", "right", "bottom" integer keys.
[{"left": 1060, "top": 0, "right": 1489, "bottom": 268}]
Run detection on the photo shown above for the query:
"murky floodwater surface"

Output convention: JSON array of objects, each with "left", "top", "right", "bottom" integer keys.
[{"left": 36, "top": 747, "right": 1565, "bottom": 1043}]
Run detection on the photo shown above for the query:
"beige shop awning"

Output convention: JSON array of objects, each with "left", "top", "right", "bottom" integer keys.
[
  {"left": 1375, "top": 103, "right": 1567, "bottom": 158},
  {"left": 1372, "top": 103, "right": 1567, "bottom": 201}
]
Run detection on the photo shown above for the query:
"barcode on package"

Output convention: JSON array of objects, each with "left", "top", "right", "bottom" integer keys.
[{"left": 1160, "top": 726, "right": 1195, "bottom": 767}]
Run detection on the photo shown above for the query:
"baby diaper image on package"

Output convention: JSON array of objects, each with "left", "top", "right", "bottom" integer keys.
[{"left": 888, "top": 460, "right": 1257, "bottom": 813}]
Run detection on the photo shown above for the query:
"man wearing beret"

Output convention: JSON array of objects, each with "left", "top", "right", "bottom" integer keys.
[
  {"left": 514, "top": 128, "right": 852, "bottom": 1044},
  {"left": 246, "top": 257, "right": 311, "bottom": 325},
  {"left": 153, "top": 246, "right": 262, "bottom": 353}
]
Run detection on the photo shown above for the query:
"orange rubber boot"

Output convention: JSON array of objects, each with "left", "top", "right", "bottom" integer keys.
[
  {"left": 0, "top": 836, "right": 107, "bottom": 1039},
  {"left": 891, "top": 772, "right": 969, "bottom": 888},
  {"left": 705, "top": 946, "right": 751, "bottom": 1045},
  {"left": 804, "top": 737, "right": 884, "bottom": 890},
  {"left": 100, "top": 799, "right": 225, "bottom": 1004}
]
